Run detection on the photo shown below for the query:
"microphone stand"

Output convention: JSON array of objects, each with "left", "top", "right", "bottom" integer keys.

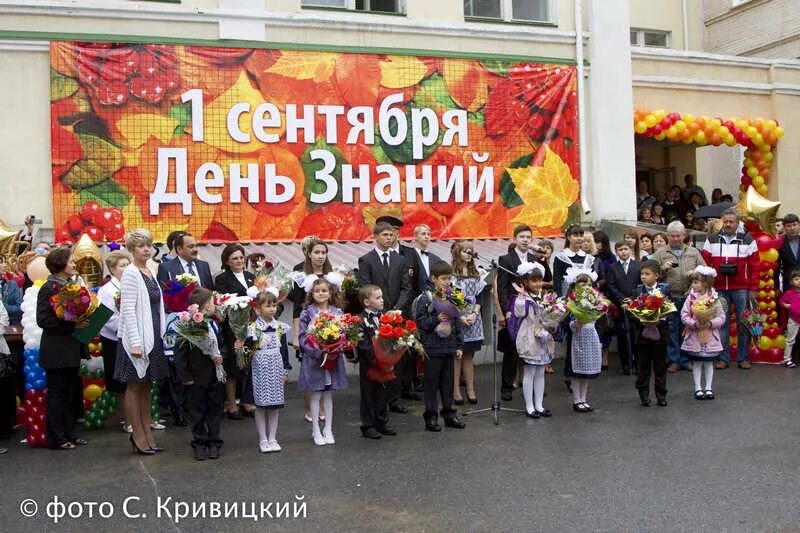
[{"left": 463, "top": 254, "right": 526, "bottom": 425}]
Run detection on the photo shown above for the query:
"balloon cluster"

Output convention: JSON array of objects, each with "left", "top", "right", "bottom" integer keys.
[
  {"left": 19, "top": 283, "right": 47, "bottom": 447},
  {"left": 747, "top": 233, "right": 785, "bottom": 363}
]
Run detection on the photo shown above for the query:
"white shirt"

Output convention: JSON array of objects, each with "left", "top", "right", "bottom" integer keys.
[
  {"left": 515, "top": 248, "right": 530, "bottom": 264},
  {"left": 374, "top": 247, "right": 392, "bottom": 267},
  {"left": 232, "top": 270, "right": 248, "bottom": 290},
  {"left": 415, "top": 248, "right": 431, "bottom": 277}
]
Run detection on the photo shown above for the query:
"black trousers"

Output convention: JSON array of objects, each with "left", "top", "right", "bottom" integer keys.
[
  {"left": 0, "top": 374, "right": 16, "bottom": 437},
  {"left": 358, "top": 359, "right": 388, "bottom": 431},
  {"left": 423, "top": 355, "right": 455, "bottom": 421},
  {"left": 185, "top": 379, "right": 224, "bottom": 450},
  {"left": 498, "top": 328, "right": 518, "bottom": 393},
  {"left": 45, "top": 367, "right": 80, "bottom": 446},
  {"left": 635, "top": 340, "right": 668, "bottom": 401},
  {"left": 159, "top": 363, "right": 187, "bottom": 423},
  {"left": 616, "top": 320, "right": 636, "bottom": 371}
]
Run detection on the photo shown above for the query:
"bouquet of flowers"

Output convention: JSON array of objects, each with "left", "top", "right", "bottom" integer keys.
[
  {"left": 162, "top": 273, "right": 199, "bottom": 312},
  {"left": 305, "top": 312, "right": 363, "bottom": 369},
  {"left": 431, "top": 284, "right": 473, "bottom": 338},
  {"left": 248, "top": 261, "right": 294, "bottom": 302},
  {"left": 215, "top": 293, "right": 254, "bottom": 368},
  {"left": 539, "top": 291, "right": 568, "bottom": 329},
  {"left": 742, "top": 303, "right": 766, "bottom": 339},
  {"left": 174, "top": 304, "right": 226, "bottom": 382},
  {"left": 566, "top": 285, "right": 611, "bottom": 324},
  {"left": 368, "top": 310, "right": 418, "bottom": 383},
  {"left": 49, "top": 281, "right": 99, "bottom": 321},
  {"left": 691, "top": 292, "right": 720, "bottom": 324},
  {"left": 627, "top": 289, "right": 677, "bottom": 341}
]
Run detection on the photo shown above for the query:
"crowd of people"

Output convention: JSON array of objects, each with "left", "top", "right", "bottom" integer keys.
[
  {"left": 636, "top": 174, "right": 735, "bottom": 231},
  {"left": 1, "top": 208, "right": 799, "bottom": 458}
]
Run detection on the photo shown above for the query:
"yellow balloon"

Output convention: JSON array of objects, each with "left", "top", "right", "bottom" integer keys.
[
  {"left": 747, "top": 167, "right": 759, "bottom": 178},
  {"left": 744, "top": 158, "right": 754, "bottom": 168},
  {"left": 645, "top": 114, "right": 657, "bottom": 128},
  {"left": 695, "top": 131, "right": 707, "bottom": 144},
  {"left": 666, "top": 126, "right": 678, "bottom": 138},
  {"left": 752, "top": 176, "right": 765, "bottom": 187},
  {"left": 635, "top": 121, "right": 647, "bottom": 134},
  {"left": 737, "top": 186, "right": 781, "bottom": 236},
  {"left": 724, "top": 134, "right": 736, "bottom": 146},
  {"left": 774, "top": 335, "right": 786, "bottom": 349},
  {"left": 653, "top": 109, "right": 666, "bottom": 121},
  {"left": 757, "top": 185, "right": 769, "bottom": 197},
  {"left": 760, "top": 248, "right": 779, "bottom": 262},
  {"left": 757, "top": 290, "right": 767, "bottom": 299},
  {"left": 719, "top": 126, "right": 730, "bottom": 136},
  {"left": 775, "top": 126, "right": 784, "bottom": 138},
  {"left": 766, "top": 119, "right": 777, "bottom": 129},
  {"left": 764, "top": 152, "right": 774, "bottom": 162},
  {"left": 83, "top": 384, "right": 103, "bottom": 402},
  {"left": 674, "top": 120, "right": 686, "bottom": 133},
  {"left": 710, "top": 118, "right": 722, "bottom": 129},
  {"left": 757, "top": 336, "right": 772, "bottom": 350},
  {"left": 684, "top": 113, "right": 696, "bottom": 123},
  {"left": 655, "top": 132, "right": 666, "bottom": 141}
]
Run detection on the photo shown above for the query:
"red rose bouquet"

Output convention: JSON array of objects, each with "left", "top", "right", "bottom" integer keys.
[
  {"left": 368, "top": 310, "right": 418, "bottom": 383},
  {"left": 162, "top": 273, "right": 199, "bottom": 312},
  {"left": 627, "top": 288, "right": 677, "bottom": 341},
  {"left": 50, "top": 281, "right": 98, "bottom": 321}
]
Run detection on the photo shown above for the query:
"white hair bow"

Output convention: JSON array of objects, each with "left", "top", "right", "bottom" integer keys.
[
  {"left": 564, "top": 266, "right": 597, "bottom": 285},
  {"left": 692, "top": 265, "right": 718, "bottom": 278},
  {"left": 517, "top": 262, "right": 545, "bottom": 278}
]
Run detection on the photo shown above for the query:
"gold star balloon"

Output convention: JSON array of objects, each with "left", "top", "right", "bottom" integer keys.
[{"left": 737, "top": 186, "right": 781, "bottom": 237}]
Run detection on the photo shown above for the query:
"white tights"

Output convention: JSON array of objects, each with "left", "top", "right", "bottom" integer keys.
[
  {"left": 571, "top": 378, "right": 589, "bottom": 404},
  {"left": 254, "top": 408, "right": 279, "bottom": 443},
  {"left": 522, "top": 365, "right": 546, "bottom": 413},
  {"left": 310, "top": 391, "right": 334, "bottom": 437},
  {"left": 692, "top": 361, "right": 715, "bottom": 391}
]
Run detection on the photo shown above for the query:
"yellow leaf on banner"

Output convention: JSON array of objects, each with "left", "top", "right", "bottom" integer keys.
[
  {"left": 442, "top": 59, "right": 488, "bottom": 113},
  {"left": 266, "top": 50, "right": 339, "bottom": 83},
  {"left": 116, "top": 114, "right": 179, "bottom": 149},
  {"left": 379, "top": 55, "right": 428, "bottom": 89},
  {"left": 506, "top": 145, "right": 579, "bottom": 231},
  {"left": 205, "top": 71, "right": 279, "bottom": 154}
]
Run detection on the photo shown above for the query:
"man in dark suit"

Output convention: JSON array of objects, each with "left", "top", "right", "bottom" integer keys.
[
  {"left": 357, "top": 221, "right": 413, "bottom": 413},
  {"left": 156, "top": 233, "right": 214, "bottom": 289},
  {"left": 606, "top": 240, "right": 641, "bottom": 374},
  {"left": 777, "top": 214, "right": 800, "bottom": 293},
  {"left": 496, "top": 224, "right": 552, "bottom": 401}
]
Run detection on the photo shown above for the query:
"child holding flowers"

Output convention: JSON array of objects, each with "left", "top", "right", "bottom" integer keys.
[
  {"left": 298, "top": 278, "right": 349, "bottom": 446},
  {"left": 563, "top": 269, "right": 607, "bottom": 413},
  {"left": 681, "top": 266, "right": 725, "bottom": 399},
  {"left": 244, "top": 289, "right": 291, "bottom": 453},
  {"left": 779, "top": 269, "right": 800, "bottom": 368},
  {"left": 174, "top": 288, "right": 227, "bottom": 461},
  {"left": 512, "top": 262, "right": 555, "bottom": 418}
]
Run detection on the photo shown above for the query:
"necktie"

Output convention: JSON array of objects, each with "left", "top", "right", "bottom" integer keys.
[
  {"left": 623, "top": 262, "right": 628, "bottom": 275},
  {"left": 421, "top": 250, "right": 429, "bottom": 256},
  {"left": 382, "top": 252, "right": 389, "bottom": 270},
  {"left": 187, "top": 261, "right": 196, "bottom": 276}
]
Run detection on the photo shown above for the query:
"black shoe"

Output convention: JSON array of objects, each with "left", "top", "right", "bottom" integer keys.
[
  {"left": 362, "top": 428, "right": 382, "bottom": 439},
  {"left": 526, "top": 410, "right": 540, "bottom": 419},
  {"left": 148, "top": 445, "right": 165, "bottom": 453},
  {"left": 704, "top": 390, "right": 715, "bottom": 400},
  {"left": 454, "top": 398, "right": 465, "bottom": 406},
  {"left": 389, "top": 403, "right": 408, "bottom": 414},
  {"left": 536, "top": 409, "right": 552, "bottom": 417},
  {"left": 208, "top": 446, "right": 220, "bottom": 459},
  {"left": 129, "top": 435, "right": 155, "bottom": 456},
  {"left": 226, "top": 411, "right": 243, "bottom": 420},
  {"left": 501, "top": 391, "right": 513, "bottom": 402},
  {"left": 425, "top": 420, "right": 442, "bottom": 432},
  {"left": 640, "top": 398, "right": 651, "bottom": 407},
  {"left": 444, "top": 417, "right": 465, "bottom": 429},
  {"left": 376, "top": 425, "right": 397, "bottom": 436},
  {"left": 572, "top": 403, "right": 588, "bottom": 413},
  {"left": 467, "top": 395, "right": 478, "bottom": 405},
  {"left": 657, "top": 399, "right": 668, "bottom": 407},
  {"left": 193, "top": 447, "right": 207, "bottom": 461},
  {"left": 583, "top": 403, "right": 594, "bottom": 412},
  {"left": 401, "top": 392, "right": 422, "bottom": 401}
]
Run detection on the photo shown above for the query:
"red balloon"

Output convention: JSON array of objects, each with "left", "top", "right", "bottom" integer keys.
[
  {"left": 766, "top": 315, "right": 777, "bottom": 324},
  {"left": 748, "top": 345, "right": 762, "bottom": 360},
  {"left": 764, "top": 327, "right": 779, "bottom": 338},
  {"left": 80, "top": 201, "right": 101, "bottom": 225},
  {"left": 756, "top": 235, "right": 773, "bottom": 252},
  {"left": 105, "top": 222, "right": 125, "bottom": 241},
  {"left": 773, "top": 235, "right": 784, "bottom": 249},
  {"left": 761, "top": 261, "right": 772, "bottom": 271},
  {"left": 766, "top": 347, "right": 784, "bottom": 362},
  {"left": 84, "top": 226, "right": 104, "bottom": 242}
]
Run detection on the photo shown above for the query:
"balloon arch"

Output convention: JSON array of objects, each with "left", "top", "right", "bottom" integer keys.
[{"left": 633, "top": 108, "right": 785, "bottom": 364}]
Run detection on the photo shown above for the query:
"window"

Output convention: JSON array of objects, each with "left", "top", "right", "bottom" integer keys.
[
  {"left": 464, "top": 0, "right": 553, "bottom": 23},
  {"left": 301, "top": 0, "right": 404, "bottom": 13},
  {"left": 630, "top": 29, "right": 671, "bottom": 48}
]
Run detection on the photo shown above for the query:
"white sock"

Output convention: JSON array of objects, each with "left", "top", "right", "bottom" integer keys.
[
  {"left": 321, "top": 391, "right": 334, "bottom": 436},
  {"left": 522, "top": 366, "right": 535, "bottom": 413},
  {"left": 572, "top": 378, "right": 582, "bottom": 404},
  {"left": 704, "top": 361, "right": 714, "bottom": 390},
  {"left": 533, "top": 366, "right": 546, "bottom": 412},
  {"left": 254, "top": 408, "right": 267, "bottom": 443},
  {"left": 310, "top": 392, "right": 322, "bottom": 437},
  {"left": 581, "top": 380, "right": 590, "bottom": 404},
  {"left": 267, "top": 410, "right": 279, "bottom": 442},
  {"left": 692, "top": 364, "right": 703, "bottom": 391}
]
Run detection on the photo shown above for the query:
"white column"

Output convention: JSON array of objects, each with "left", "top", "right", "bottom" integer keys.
[{"left": 587, "top": 0, "right": 636, "bottom": 222}]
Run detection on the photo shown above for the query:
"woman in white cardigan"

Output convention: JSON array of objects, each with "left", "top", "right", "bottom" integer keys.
[{"left": 115, "top": 229, "right": 166, "bottom": 455}]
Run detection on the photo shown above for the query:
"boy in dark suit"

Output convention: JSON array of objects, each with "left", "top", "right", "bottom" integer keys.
[
  {"left": 174, "top": 288, "right": 226, "bottom": 460},
  {"left": 606, "top": 240, "right": 641, "bottom": 374},
  {"left": 357, "top": 221, "right": 413, "bottom": 413},
  {"left": 357, "top": 284, "right": 397, "bottom": 439},
  {"left": 413, "top": 261, "right": 465, "bottom": 432},
  {"left": 625, "top": 260, "right": 671, "bottom": 407},
  {"left": 496, "top": 224, "right": 552, "bottom": 400}
]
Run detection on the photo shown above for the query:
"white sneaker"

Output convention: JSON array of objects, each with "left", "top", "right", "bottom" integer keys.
[
  {"left": 259, "top": 440, "right": 270, "bottom": 453},
  {"left": 150, "top": 422, "right": 166, "bottom": 430},
  {"left": 312, "top": 432, "right": 326, "bottom": 446},
  {"left": 268, "top": 440, "right": 281, "bottom": 452},
  {"left": 323, "top": 430, "right": 335, "bottom": 445},
  {"left": 124, "top": 424, "right": 133, "bottom": 433}
]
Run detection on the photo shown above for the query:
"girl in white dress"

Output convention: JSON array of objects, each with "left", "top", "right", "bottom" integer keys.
[{"left": 245, "top": 290, "right": 291, "bottom": 453}]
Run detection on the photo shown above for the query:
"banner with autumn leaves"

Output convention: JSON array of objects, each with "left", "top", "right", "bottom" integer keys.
[{"left": 50, "top": 42, "right": 580, "bottom": 243}]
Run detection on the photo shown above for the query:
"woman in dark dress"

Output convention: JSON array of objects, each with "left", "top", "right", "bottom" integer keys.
[
  {"left": 116, "top": 229, "right": 167, "bottom": 455},
  {"left": 214, "top": 244, "right": 255, "bottom": 419},
  {"left": 36, "top": 246, "right": 89, "bottom": 449}
]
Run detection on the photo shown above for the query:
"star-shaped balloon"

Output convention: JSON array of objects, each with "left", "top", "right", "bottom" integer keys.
[{"left": 737, "top": 186, "right": 781, "bottom": 237}]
